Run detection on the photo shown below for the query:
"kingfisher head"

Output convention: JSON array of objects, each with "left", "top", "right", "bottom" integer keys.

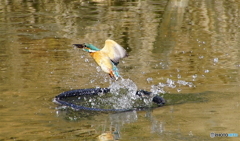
[{"left": 73, "top": 43, "right": 100, "bottom": 52}]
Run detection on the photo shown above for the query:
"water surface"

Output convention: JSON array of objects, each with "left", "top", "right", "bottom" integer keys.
[{"left": 0, "top": 0, "right": 239, "bottom": 140}]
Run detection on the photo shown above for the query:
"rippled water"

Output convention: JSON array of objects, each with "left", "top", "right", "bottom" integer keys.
[{"left": 0, "top": 0, "right": 239, "bottom": 140}]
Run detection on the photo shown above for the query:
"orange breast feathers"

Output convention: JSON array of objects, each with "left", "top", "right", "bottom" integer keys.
[{"left": 90, "top": 51, "right": 113, "bottom": 74}]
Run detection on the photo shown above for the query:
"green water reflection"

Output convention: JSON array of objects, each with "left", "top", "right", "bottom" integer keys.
[{"left": 0, "top": 0, "right": 239, "bottom": 140}]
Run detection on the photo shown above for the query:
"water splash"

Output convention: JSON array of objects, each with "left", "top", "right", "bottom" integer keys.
[
  {"left": 107, "top": 78, "right": 139, "bottom": 109},
  {"left": 65, "top": 78, "right": 155, "bottom": 110},
  {"left": 109, "top": 79, "right": 155, "bottom": 107},
  {"left": 109, "top": 78, "right": 138, "bottom": 96},
  {"left": 105, "top": 78, "right": 156, "bottom": 109},
  {"left": 150, "top": 78, "right": 194, "bottom": 94}
]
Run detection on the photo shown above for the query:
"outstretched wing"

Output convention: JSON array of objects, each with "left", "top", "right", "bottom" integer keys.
[{"left": 101, "top": 40, "right": 127, "bottom": 64}]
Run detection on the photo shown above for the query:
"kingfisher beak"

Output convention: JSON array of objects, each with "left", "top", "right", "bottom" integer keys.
[{"left": 72, "top": 44, "right": 86, "bottom": 48}]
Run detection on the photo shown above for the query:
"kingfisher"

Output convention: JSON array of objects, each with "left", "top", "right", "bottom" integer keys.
[{"left": 73, "top": 40, "right": 128, "bottom": 80}]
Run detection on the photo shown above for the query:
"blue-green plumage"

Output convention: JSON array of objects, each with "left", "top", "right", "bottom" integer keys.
[
  {"left": 111, "top": 63, "right": 119, "bottom": 77},
  {"left": 84, "top": 44, "right": 100, "bottom": 51}
]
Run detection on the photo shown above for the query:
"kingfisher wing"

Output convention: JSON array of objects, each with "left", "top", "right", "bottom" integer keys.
[
  {"left": 101, "top": 40, "right": 127, "bottom": 64},
  {"left": 91, "top": 51, "right": 113, "bottom": 73}
]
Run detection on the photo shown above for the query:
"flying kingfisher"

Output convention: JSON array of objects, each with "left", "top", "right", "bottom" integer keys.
[{"left": 73, "top": 40, "right": 128, "bottom": 80}]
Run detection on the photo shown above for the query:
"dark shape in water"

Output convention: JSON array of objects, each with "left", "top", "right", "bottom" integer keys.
[{"left": 54, "top": 87, "right": 165, "bottom": 112}]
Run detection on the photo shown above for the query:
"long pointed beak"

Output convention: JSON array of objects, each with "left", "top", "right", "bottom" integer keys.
[{"left": 72, "top": 44, "right": 86, "bottom": 48}]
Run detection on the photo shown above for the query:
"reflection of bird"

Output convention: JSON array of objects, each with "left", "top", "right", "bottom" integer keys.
[{"left": 73, "top": 40, "right": 127, "bottom": 80}]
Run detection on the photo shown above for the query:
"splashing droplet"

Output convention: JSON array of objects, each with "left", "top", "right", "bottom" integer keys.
[
  {"left": 213, "top": 58, "right": 218, "bottom": 63},
  {"left": 177, "top": 89, "right": 181, "bottom": 92},
  {"left": 85, "top": 58, "right": 89, "bottom": 62},
  {"left": 109, "top": 78, "right": 138, "bottom": 96},
  {"left": 177, "top": 74, "right": 181, "bottom": 79},
  {"left": 192, "top": 74, "right": 197, "bottom": 80},
  {"left": 147, "top": 77, "right": 153, "bottom": 83},
  {"left": 96, "top": 66, "right": 101, "bottom": 72},
  {"left": 189, "top": 131, "right": 193, "bottom": 136}
]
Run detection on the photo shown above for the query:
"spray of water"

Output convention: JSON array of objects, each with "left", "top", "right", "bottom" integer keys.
[
  {"left": 66, "top": 78, "right": 155, "bottom": 110},
  {"left": 62, "top": 78, "right": 194, "bottom": 110},
  {"left": 150, "top": 78, "right": 194, "bottom": 94},
  {"left": 107, "top": 78, "right": 139, "bottom": 109}
]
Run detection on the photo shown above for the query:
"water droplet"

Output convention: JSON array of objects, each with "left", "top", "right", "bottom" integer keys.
[
  {"left": 176, "top": 80, "right": 194, "bottom": 87},
  {"left": 177, "top": 74, "right": 181, "bottom": 79},
  {"left": 177, "top": 89, "right": 181, "bottom": 92},
  {"left": 205, "top": 70, "right": 209, "bottom": 73},
  {"left": 151, "top": 85, "right": 165, "bottom": 94},
  {"left": 104, "top": 78, "right": 108, "bottom": 82},
  {"left": 85, "top": 58, "right": 89, "bottom": 62},
  {"left": 96, "top": 66, "right": 101, "bottom": 72},
  {"left": 213, "top": 58, "right": 218, "bottom": 63},
  {"left": 192, "top": 74, "right": 197, "bottom": 79},
  {"left": 147, "top": 77, "right": 153, "bottom": 83},
  {"left": 189, "top": 131, "right": 193, "bottom": 136},
  {"left": 90, "top": 79, "right": 95, "bottom": 83},
  {"left": 166, "top": 78, "right": 176, "bottom": 88}
]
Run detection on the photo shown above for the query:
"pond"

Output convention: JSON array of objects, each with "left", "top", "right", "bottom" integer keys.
[{"left": 0, "top": 0, "right": 239, "bottom": 140}]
